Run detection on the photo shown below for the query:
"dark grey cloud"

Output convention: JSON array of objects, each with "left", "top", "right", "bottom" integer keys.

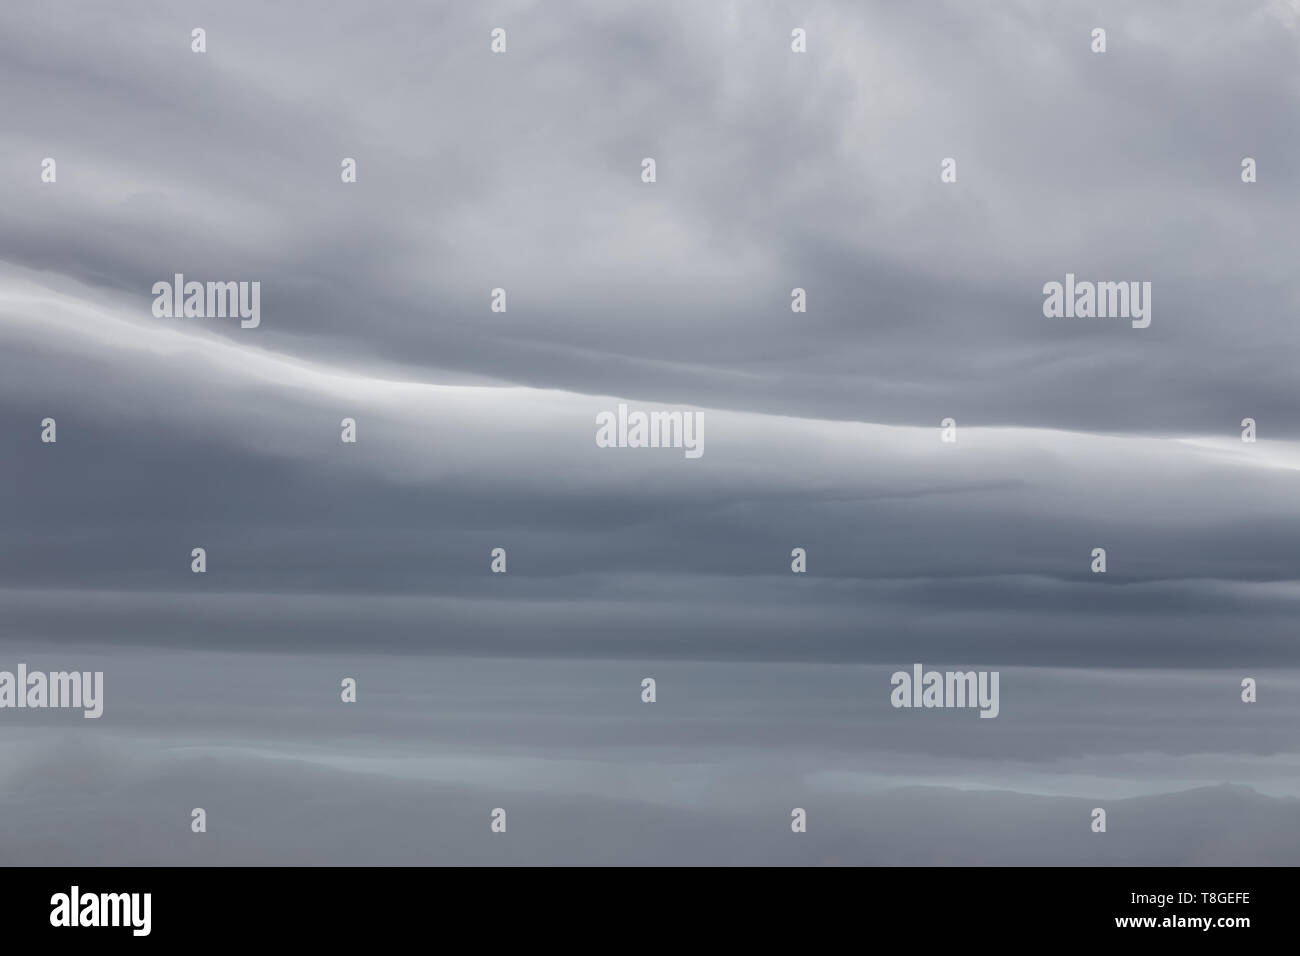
[
  {"left": 3, "top": 1, "right": 1299, "bottom": 430},
  {"left": 8, "top": 750, "right": 1300, "bottom": 866},
  {"left": 0, "top": 0, "right": 1297, "bottom": 864},
  {"left": 2, "top": 657, "right": 1299, "bottom": 865}
]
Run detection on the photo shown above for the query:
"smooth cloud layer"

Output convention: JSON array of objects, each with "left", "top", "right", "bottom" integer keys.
[{"left": 2, "top": 0, "right": 1297, "bottom": 864}]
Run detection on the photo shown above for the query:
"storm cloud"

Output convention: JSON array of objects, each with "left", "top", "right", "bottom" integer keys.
[{"left": 1, "top": 0, "right": 1297, "bottom": 864}]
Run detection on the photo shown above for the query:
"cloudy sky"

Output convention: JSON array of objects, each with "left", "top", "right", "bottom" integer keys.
[{"left": 1, "top": 0, "right": 1298, "bottom": 865}]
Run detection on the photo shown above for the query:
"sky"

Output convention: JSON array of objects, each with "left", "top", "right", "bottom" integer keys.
[{"left": 0, "top": 0, "right": 1298, "bottom": 865}]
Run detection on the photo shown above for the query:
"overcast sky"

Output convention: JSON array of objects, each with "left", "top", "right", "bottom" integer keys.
[{"left": 1, "top": 0, "right": 1297, "bottom": 864}]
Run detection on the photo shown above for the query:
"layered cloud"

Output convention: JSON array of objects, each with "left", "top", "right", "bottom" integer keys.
[{"left": 1, "top": 0, "right": 1297, "bottom": 863}]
